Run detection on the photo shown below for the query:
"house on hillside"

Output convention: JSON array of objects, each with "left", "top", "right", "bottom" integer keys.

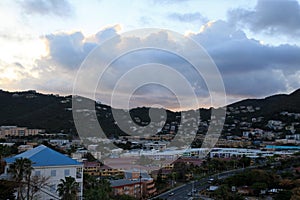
[{"left": 2, "top": 145, "right": 83, "bottom": 200}]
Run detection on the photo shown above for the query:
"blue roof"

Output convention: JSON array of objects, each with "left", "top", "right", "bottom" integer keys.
[
  {"left": 266, "top": 145, "right": 300, "bottom": 150},
  {"left": 5, "top": 145, "right": 82, "bottom": 167}
]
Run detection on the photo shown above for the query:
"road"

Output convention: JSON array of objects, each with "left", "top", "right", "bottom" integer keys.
[{"left": 151, "top": 167, "right": 250, "bottom": 200}]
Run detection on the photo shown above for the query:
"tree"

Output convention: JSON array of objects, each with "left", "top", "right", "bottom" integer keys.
[
  {"left": 83, "top": 174, "right": 112, "bottom": 200},
  {"left": 57, "top": 176, "right": 79, "bottom": 200},
  {"left": 0, "top": 144, "right": 17, "bottom": 158},
  {"left": 212, "top": 184, "right": 243, "bottom": 200},
  {"left": 24, "top": 160, "right": 33, "bottom": 200},
  {"left": 275, "top": 190, "right": 292, "bottom": 200},
  {"left": 292, "top": 187, "right": 300, "bottom": 200},
  {"left": 116, "top": 194, "right": 137, "bottom": 200},
  {"left": 28, "top": 175, "right": 50, "bottom": 200},
  {"left": 0, "top": 180, "right": 16, "bottom": 200},
  {"left": 239, "top": 155, "right": 251, "bottom": 168},
  {"left": 252, "top": 182, "right": 267, "bottom": 195},
  {"left": 9, "top": 158, "right": 33, "bottom": 200},
  {"left": 84, "top": 152, "right": 97, "bottom": 162},
  {"left": 279, "top": 179, "right": 295, "bottom": 189}
]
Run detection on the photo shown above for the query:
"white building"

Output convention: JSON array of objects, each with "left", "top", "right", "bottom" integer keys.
[
  {"left": 286, "top": 134, "right": 300, "bottom": 140},
  {"left": 49, "top": 139, "right": 70, "bottom": 146},
  {"left": 210, "top": 148, "right": 262, "bottom": 158},
  {"left": 3, "top": 145, "right": 83, "bottom": 200},
  {"left": 144, "top": 142, "right": 167, "bottom": 151}
]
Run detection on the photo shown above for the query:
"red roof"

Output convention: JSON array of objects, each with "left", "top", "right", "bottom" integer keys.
[{"left": 83, "top": 161, "right": 101, "bottom": 167}]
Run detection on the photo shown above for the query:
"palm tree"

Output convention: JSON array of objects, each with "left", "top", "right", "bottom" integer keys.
[
  {"left": 57, "top": 176, "right": 79, "bottom": 200},
  {"left": 9, "top": 158, "right": 33, "bottom": 200},
  {"left": 83, "top": 175, "right": 112, "bottom": 200}
]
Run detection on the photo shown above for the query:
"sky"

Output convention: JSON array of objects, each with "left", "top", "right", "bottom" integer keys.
[{"left": 1, "top": 0, "right": 300, "bottom": 110}]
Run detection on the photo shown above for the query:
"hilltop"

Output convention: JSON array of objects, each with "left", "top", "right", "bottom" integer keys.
[{"left": 0, "top": 89, "right": 299, "bottom": 137}]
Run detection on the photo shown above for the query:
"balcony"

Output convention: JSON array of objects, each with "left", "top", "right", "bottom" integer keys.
[
  {"left": 147, "top": 188, "right": 156, "bottom": 195},
  {"left": 146, "top": 183, "right": 155, "bottom": 189}
]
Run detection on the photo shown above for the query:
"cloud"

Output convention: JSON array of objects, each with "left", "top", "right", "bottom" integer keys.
[
  {"left": 36, "top": 25, "right": 120, "bottom": 70},
  {"left": 95, "top": 25, "right": 121, "bottom": 43},
  {"left": 168, "top": 12, "right": 208, "bottom": 23},
  {"left": 151, "top": 0, "right": 190, "bottom": 5},
  {"left": 13, "top": 25, "right": 121, "bottom": 94},
  {"left": 39, "top": 31, "right": 88, "bottom": 69},
  {"left": 228, "top": 0, "right": 300, "bottom": 36},
  {"left": 0, "top": 60, "right": 35, "bottom": 91},
  {"left": 189, "top": 20, "right": 300, "bottom": 97},
  {"left": 18, "top": 0, "right": 73, "bottom": 17},
  {"left": 3, "top": 21, "right": 300, "bottom": 108}
]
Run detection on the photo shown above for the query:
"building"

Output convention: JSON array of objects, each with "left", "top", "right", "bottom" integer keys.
[
  {"left": 99, "top": 164, "right": 124, "bottom": 178},
  {"left": 210, "top": 148, "right": 261, "bottom": 158},
  {"left": 83, "top": 161, "right": 101, "bottom": 176},
  {"left": 110, "top": 179, "right": 143, "bottom": 198},
  {"left": 142, "top": 177, "right": 156, "bottom": 197},
  {"left": 124, "top": 169, "right": 156, "bottom": 197},
  {"left": 151, "top": 168, "right": 172, "bottom": 180},
  {"left": 0, "top": 126, "right": 44, "bottom": 138},
  {"left": 144, "top": 142, "right": 167, "bottom": 151},
  {"left": 49, "top": 139, "right": 70, "bottom": 146},
  {"left": 3, "top": 145, "right": 83, "bottom": 200},
  {"left": 17, "top": 144, "right": 33, "bottom": 153}
]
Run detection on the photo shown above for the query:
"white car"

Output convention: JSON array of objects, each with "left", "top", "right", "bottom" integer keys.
[{"left": 169, "top": 192, "right": 175, "bottom": 196}]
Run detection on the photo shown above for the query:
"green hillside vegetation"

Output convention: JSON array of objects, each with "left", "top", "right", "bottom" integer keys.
[{"left": 0, "top": 89, "right": 299, "bottom": 138}]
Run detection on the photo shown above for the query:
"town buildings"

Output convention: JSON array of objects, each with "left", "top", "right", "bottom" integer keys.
[
  {"left": 2, "top": 145, "right": 83, "bottom": 200},
  {"left": 0, "top": 126, "right": 44, "bottom": 138},
  {"left": 110, "top": 179, "right": 143, "bottom": 198},
  {"left": 110, "top": 169, "right": 156, "bottom": 198}
]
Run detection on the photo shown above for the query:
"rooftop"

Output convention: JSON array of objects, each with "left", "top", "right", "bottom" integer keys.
[
  {"left": 5, "top": 145, "right": 82, "bottom": 167},
  {"left": 110, "top": 179, "right": 141, "bottom": 187}
]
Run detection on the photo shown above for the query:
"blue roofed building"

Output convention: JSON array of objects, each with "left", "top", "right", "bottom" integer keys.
[{"left": 2, "top": 145, "right": 83, "bottom": 200}]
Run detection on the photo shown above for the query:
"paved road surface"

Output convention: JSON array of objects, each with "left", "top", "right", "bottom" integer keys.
[{"left": 152, "top": 168, "right": 249, "bottom": 200}]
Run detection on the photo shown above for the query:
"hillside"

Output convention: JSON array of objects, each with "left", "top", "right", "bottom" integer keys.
[
  {"left": 229, "top": 88, "right": 300, "bottom": 115},
  {"left": 0, "top": 90, "right": 73, "bottom": 133},
  {"left": 0, "top": 89, "right": 299, "bottom": 137}
]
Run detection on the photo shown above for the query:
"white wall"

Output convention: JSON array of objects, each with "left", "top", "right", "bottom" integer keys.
[
  {"left": 4, "top": 164, "right": 83, "bottom": 200},
  {"left": 33, "top": 165, "right": 83, "bottom": 200}
]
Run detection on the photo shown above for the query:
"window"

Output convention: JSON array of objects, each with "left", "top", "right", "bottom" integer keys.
[
  {"left": 76, "top": 168, "right": 82, "bottom": 178},
  {"left": 51, "top": 170, "right": 56, "bottom": 177},
  {"left": 35, "top": 171, "right": 41, "bottom": 176},
  {"left": 64, "top": 169, "right": 70, "bottom": 176}
]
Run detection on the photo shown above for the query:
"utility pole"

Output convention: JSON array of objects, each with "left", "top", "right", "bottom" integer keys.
[
  {"left": 191, "top": 172, "right": 194, "bottom": 197},
  {"left": 140, "top": 168, "right": 142, "bottom": 200},
  {"left": 192, "top": 180, "right": 194, "bottom": 197}
]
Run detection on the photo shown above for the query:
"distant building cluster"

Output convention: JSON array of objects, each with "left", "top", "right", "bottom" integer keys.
[{"left": 0, "top": 126, "right": 44, "bottom": 138}]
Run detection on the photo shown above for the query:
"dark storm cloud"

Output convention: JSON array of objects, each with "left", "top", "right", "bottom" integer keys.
[
  {"left": 228, "top": 0, "right": 300, "bottom": 36},
  {"left": 191, "top": 20, "right": 300, "bottom": 72},
  {"left": 19, "top": 0, "right": 73, "bottom": 17},
  {"left": 189, "top": 20, "right": 300, "bottom": 97},
  {"left": 37, "top": 21, "right": 300, "bottom": 103},
  {"left": 168, "top": 12, "right": 208, "bottom": 23}
]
